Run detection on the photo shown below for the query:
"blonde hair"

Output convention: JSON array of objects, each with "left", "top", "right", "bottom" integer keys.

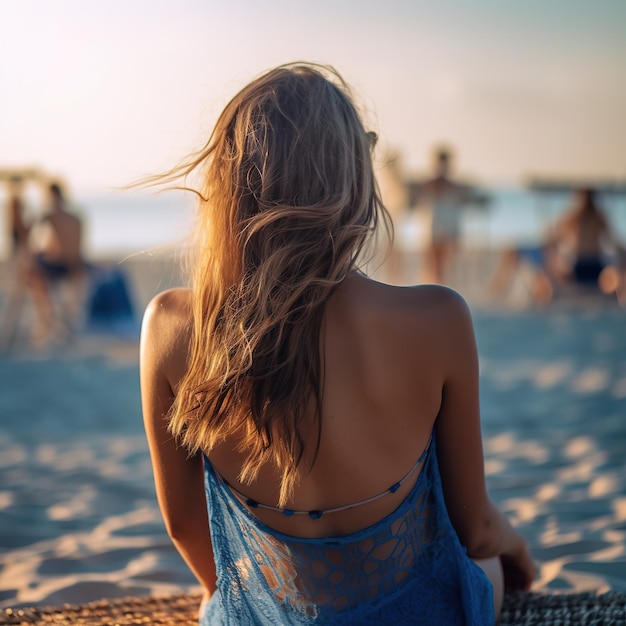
[{"left": 163, "top": 63, "right": 390, "bottom": 505}]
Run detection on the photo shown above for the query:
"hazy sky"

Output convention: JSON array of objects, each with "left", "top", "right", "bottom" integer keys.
[{"left": 2, "top": 0, "right": 625, "bottom": 191}]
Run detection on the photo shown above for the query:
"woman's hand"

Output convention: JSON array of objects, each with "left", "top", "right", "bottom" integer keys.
[{"left": 500, "top": 533, "right": 536, "bottom": 591}]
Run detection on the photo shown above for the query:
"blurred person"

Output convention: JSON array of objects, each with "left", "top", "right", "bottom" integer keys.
[
  {"left": 556, "top": 188, "right": 620, "bottom": 285},
  {"left": 1, "top": 176, "right": 32, "bottom": 349},
  {"left": 140, "top": 63, "right": 534, "bottom": 626},
  {"left": 6, "top": 176, "right": 30, "bottom": 256},
  {"left": 490, "top": 187, "right": 625, "bottom": 305},
  {"left": 558, "top": 187, "right": 626, "bottom": 306},
  {"left": 26, "top": 181, "right": 86, "bottom": 343},
  {"left": 418, "top": 147, "right": 472, "bottom": 285}
]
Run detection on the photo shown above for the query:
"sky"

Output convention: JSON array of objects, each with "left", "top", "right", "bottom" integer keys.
[{"left": 1, "top": 0, "right": 625, "bottom": 192}]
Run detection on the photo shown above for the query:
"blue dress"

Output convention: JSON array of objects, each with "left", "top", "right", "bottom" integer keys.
[{"left": 200, "top": 435, "right": 494, "bottom": 625}]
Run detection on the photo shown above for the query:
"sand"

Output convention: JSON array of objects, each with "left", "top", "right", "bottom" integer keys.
[{"left": 0, "top": 249, "right": 625, "bottom": 617}]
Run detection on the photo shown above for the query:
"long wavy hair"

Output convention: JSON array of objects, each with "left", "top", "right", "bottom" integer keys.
[{"left": 162, "top": 63, "right": 391, "bottom": 505}]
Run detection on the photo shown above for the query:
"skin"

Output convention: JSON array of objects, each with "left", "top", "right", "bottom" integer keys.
[
  {"left": 8, "top": 194, "right": 29, "bottom": 253},
  {"left": 420, "top": 156, "right": 469, "bottom": 284},
  {"left": 141, "top": 272, "right": 535, "bottom": 617},
  {"left": 554, "top": 201, "right": 611, "bottom": 262},
  {"left": 0, "top": 189, "right": 31, "bottom": 349},
  {"left": 37, "top": 189, "right": 83, "bottom": 266},
  {"left": 490, "top": 191, "right": 626, "bottom": 304},
  {"left": 25, "top": 188, "right": 84, "bottom": 340}
]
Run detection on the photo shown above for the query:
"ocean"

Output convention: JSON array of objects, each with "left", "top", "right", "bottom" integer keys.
[{"left": 3, "top": 186, "right": 626, "bottom": 260}]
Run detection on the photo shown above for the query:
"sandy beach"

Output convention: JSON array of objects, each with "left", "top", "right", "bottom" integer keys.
[{"left": 0, "top": 250, "right": 625, "bottom": 611}]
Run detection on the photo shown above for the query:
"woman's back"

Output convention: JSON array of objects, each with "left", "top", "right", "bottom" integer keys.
[
  {"left": 197, "top": 275, "right": 495, "bottom": 623},
  {"left": 203, "top": 432, "right": 492, "bottom": 625},
  {"left": 207, "top": 273, "right": 452, "bottom": 539},
  {"left": 140, "top": 63, "right": 533, "bottom": 626}
]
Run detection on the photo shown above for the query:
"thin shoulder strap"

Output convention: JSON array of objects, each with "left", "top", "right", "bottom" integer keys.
[{"left": 214, "top": 435, "right": 433, "bottom": 520}]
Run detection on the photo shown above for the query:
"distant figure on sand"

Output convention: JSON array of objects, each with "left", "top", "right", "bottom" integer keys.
[
  {"left": 1, "top": 177, "right": 32, "bottom": 349},
  {"left": 490, "top": 187, "right": 626, "bottom": 305},
  {"left": 6, "top": 176, "right": 30, "bottom": 257},
  {"left": 556, "top": 188, "right": 623, "bottom": 287},
  {"left": 26, "top": 182, "right": 85, "bottom": 342},
  {"left": 141, "top": 63, "right": 534, "bottom": 626},
  {"left": 419, "top": 147, "right": 471, "bottom": 285}
]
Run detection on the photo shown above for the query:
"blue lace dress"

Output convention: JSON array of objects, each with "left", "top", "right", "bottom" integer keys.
[{"left": 200, "top": 435, "right": 494, "bottom": 625}]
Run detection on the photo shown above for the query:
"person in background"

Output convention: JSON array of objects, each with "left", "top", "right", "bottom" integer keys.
[
  {"left": 26, "top": 181, "right": 85, "bottom": 343},
  {"left": 554, "top": 188, "right": 622, "bottom": 287},
  {"left": 490, "top": 187, "right": 625, "bottom": 305},
  {"left": 1, "top": 176, "right": 32, "bottom": 349},
  {"left": 419, "top": 147, "right": 471, "bottom": 285},
  {"left": 6, "top": 176, "right": 30, "bottom": 256},
  {"left": 140, "top": 63, "right": 534, "bottom": 626}
]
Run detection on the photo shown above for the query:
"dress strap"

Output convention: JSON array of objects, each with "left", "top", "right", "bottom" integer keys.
[{"left": 214, "top": 435, "right": 432, "bottom": 521}]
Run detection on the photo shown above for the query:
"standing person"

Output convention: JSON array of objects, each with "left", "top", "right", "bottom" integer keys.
[
  {"left": 140, "top": 63, "right": 534, "bottom": 626},
  {"left": 1, "top": 176, "right": 31, "bottom": 349},
  {"left": 419, "top": 147, "right": 470, "bottom": 285},
  {"left": 27, "top": 181, "right": 85, "bottom": 342},
  {"left": 6, "top": 176, "right": 30, "bottom": 256}
]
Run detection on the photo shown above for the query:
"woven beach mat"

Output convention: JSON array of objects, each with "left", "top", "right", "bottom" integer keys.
[
  {"left": 1, "top": 591, "right": 625, "bottom": 625},
  {"left": 0, "top": 595, "right": 201, "bottom": 626},
  {"left": 500, "top": 591, "right": 626, "bottom": 625}
]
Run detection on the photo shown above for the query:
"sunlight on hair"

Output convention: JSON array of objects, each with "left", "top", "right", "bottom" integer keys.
[{"left": 136, "top": 63, "right": 392, "bottom": 506}]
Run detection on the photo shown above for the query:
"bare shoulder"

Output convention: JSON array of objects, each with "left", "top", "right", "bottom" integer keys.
[
  {"left": 558, "top": 211, "right": 576, "bottom": 232},
  {"left": 364, "top": 278, "right": 471, "bottom": 328},
  {"left": 403, "top": 284, "right": 474, "bottom": 348},
  {"left": 404, "top": 283, "right": 470, "bottom": 315},
  {"left": 411, "top": 285, "right": 477, "bottom": 375},
  {"left": 382, "top": 287, "right": 477, "bottom": 383},
  {"left": 347, "top": 276, "right": 475, "bottom": 356},
  {"left": 143, "top": 287, "right": 192, "bottom": 324},
  {"left": 141, "top": 288, "right": 192, "bottom": 387}
]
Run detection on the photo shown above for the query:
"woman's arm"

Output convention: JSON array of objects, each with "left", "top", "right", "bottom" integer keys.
[
  {"left": 433, "top": 289, "right": 535, "bottom": 590},
  {"left": 140, "top": 289, "right": 217, "bottom": 597}
]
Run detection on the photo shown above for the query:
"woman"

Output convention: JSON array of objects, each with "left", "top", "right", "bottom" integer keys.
[
  {"left": 419, "top": 147, "right": 469, "bottom": 285},
  {"left": 140, "top": 63, "right": 535, "bottom": 625},
  {"left": 555, "top": 187, "right": 615, "bottom": 285}
]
